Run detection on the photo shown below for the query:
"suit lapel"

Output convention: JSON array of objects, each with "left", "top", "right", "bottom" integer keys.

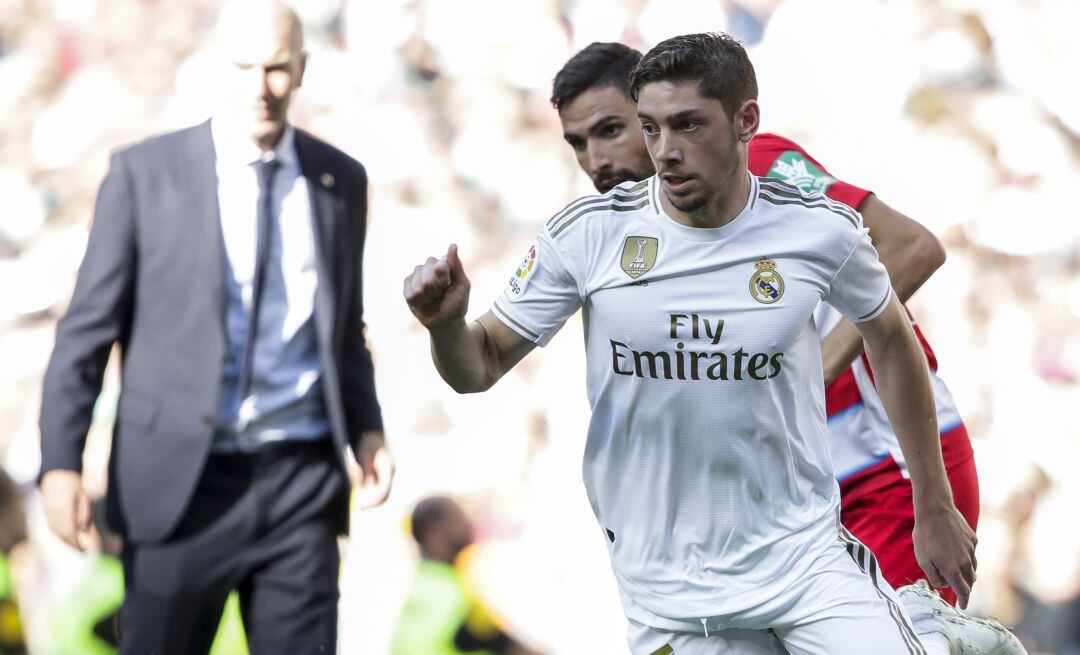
[
  {"left": 186, "top": 121, "right": 227, "bottom": 332},
  {"left": 294, "top": 131, "right": 340, "bottom": 352}
]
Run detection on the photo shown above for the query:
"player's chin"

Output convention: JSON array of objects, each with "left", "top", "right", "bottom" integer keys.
[{"left": 669, "top": 192, "right": 708, "bottom": 214}]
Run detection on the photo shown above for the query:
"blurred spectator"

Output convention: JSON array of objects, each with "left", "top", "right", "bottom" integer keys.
[
  {"left": 390, "top": 496, "right": 543, "bottom": 655},
  {"left": 49, "top": 501, "right": 248, "bottom": 655},
  {"left": 0, "top": 469, "right": 27, "bottom": 655}
]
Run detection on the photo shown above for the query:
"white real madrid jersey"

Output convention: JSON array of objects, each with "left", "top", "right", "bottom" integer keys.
[{"left": 491, "top": 173, "right": 893, "bottom": 622}]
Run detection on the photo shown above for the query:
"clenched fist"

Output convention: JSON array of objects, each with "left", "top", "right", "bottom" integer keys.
[{"left": 403, "top": 243, "right": 470, "bottom": 331}]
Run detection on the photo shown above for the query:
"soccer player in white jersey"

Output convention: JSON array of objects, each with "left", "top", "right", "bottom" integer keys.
[
  {"left": 547, "top": 42, "right": 1027, "bottom": 655},
  {"left": 405, "top": 33, "right": 978, "bottom": 654}
]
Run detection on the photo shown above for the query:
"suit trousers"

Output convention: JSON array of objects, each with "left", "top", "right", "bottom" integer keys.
[{"left": 118, "top": 438, "right": 349, "bottom": 654}]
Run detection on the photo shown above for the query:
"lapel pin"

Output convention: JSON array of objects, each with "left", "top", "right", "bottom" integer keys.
[{"left": 320, "top": 173, "right": 335, "bottom": 188}]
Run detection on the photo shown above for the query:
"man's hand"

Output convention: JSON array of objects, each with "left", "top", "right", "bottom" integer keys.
[
  {"left": 350, "top": 430, "right": 394, "bottom": 509},
  {"left": 857, "top": 295, "right": 978, "bottom": 607},
  {"left": 40, "top": 469, "right": 91, "bottom": 551},
  {"left": 404, "top": 243, "right": 470, "bottom": 331},
  {"left": 913, "top": 503, "right": 978, "bottom": 608}
]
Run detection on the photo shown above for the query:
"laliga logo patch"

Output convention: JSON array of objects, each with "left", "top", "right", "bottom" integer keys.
[
  {"left": 749, "top": 258, "right": 784, "bottom": 304},
  {"left": 507, "top": 243, "right": 538, "bottom": 299}
]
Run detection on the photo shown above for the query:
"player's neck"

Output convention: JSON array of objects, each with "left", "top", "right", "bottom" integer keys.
[{"left": 660, "top": 168, "right": 751, "bottom": 230}]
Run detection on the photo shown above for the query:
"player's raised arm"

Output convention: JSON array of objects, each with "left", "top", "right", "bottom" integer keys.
[
  {"left": 821, "top": 195, "right": 946, "bottom": 383},
  {"left": 404, "top": 244, "right": 536, "bottom": 393},
  {"left": 854, "top": 294, "right": 977, "bottom": 609}
]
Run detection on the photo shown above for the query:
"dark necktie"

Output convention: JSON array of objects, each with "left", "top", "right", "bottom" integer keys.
[{"left": 236, "top": 158, "right": 280, "bottom": 398}]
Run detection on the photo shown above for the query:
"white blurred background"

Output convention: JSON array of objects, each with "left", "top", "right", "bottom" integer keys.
[{"left": 0, "top": 0, "right": 1078, "bottom": 652}]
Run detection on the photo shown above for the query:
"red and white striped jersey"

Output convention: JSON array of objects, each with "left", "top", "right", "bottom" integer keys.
[{"left": 750, "top": 133, "right": 963, "bottom": 480}]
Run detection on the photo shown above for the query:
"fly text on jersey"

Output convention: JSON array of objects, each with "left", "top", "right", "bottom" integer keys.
[{"left": 610, "top": 313, "right": 785, "bottom": 381}]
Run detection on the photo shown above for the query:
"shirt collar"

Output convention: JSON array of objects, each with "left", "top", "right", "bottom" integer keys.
[{"left": 210, "top": 117, "right": 298, "bottom": 170}]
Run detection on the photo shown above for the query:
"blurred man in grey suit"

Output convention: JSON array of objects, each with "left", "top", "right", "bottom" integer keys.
[{"left": 38, "top": 1, "right": 390, "bottom": 651}]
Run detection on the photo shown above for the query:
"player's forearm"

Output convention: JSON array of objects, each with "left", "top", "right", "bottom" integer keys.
[
  {"left": 864, "top": 320, "right": 953, "bottom": 512},
  {"left": 429, "top": 319, "right": 501, "bottom": 393}
]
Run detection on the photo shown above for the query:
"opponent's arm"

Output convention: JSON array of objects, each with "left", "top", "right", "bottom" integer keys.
[
  {"left": 822, "top": 195, "right": 945, "bottom": 383},
  {"left": 854, "top": 294, "right": 977, "bottom": 607},
  {"left": 404, "top": 244, "right": 536, "bottom": 393}
]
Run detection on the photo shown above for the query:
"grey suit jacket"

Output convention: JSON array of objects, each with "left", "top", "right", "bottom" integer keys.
[{"left": 39, "top": 121, "right": 382, "bottom": 543}]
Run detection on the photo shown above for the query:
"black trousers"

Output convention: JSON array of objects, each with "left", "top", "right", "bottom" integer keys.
[{"left": 119, "top": 439, "right": 349, "bottom": 655}]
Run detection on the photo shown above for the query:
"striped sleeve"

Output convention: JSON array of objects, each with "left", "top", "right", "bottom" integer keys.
[
  {"left": 824, "top": 222, "right": 893, "bottom": 324},
  {"left": 491, "top": 228, "right": 583, "bottom": 347}
]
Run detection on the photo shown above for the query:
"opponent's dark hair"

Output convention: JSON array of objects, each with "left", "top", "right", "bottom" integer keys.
[
  {"left": 551, "top": 42, "right": 643, "bottom": 111},
  {"left": 629, "top": 32, "right": 758, "bottom": 117}
]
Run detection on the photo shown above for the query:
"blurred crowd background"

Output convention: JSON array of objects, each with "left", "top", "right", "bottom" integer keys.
[{"left": 0, "top": 0, "right": 1077, "bottom": 652}]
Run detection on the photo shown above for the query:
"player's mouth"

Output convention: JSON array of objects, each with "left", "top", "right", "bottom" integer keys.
[{"left": 662, "top": 173, "right": 694, "bottom": 193}]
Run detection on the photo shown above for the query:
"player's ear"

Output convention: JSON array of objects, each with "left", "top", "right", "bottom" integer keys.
[{"left": 735, "top": 99, "right": 760, "bottom": 144}]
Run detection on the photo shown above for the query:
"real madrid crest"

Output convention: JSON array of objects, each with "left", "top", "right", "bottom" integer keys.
[{"left": 749, "top": 258, "right": 784, "bottom": 304}]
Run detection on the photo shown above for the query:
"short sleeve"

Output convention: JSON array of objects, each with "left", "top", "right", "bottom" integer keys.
[
  {"left": 491, "top": 231, "right": 584, "bottom": 346},
  {"left": 824, "top": 227, "right": 893, "bottom": 323}
]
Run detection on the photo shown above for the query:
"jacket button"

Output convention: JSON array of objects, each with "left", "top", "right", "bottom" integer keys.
[{"left": 202, "top": 415, "right": 215, "bottom": 427}]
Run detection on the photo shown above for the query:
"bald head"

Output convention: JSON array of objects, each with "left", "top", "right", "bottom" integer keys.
[
  {"left": 215, "top": 0, "right": 303, "bottom": 59},
  {"left": 213, "top": 0, "right": 306, "bottom": 149}
]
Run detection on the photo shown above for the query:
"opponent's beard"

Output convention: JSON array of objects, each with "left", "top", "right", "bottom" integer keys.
[{"left": 595, "top": 167, "right": 644, "bottom": 194}]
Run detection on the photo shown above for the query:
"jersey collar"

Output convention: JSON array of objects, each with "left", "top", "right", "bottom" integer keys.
[{"left": 650, "top": 172, "right": 758, "bottom": 243}]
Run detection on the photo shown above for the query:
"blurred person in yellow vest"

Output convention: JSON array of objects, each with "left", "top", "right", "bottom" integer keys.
[
  {"left": 390, "top": 496, "right": 543, "bottom": 655},
  {"left": 50, "top": 500, "right": 248, "bottom": 655},
  {"left": 0, "top": 470, "right": 27, "bottom": 655}
]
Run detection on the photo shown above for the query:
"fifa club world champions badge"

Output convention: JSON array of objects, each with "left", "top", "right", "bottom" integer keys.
[
  {"left": 620, "top": 236, "right": 658, "bottom": 279},
  {"left": 750, "top": 258, "right": 784, "bottom": 304}
]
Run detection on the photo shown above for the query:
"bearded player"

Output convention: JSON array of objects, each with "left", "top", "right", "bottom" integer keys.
[
  {"left": 547, "top": 40, "right": 1024, "bottom": 654},
  {"left": 403, "top": 32, "right": 1013, "bottom": 654}
]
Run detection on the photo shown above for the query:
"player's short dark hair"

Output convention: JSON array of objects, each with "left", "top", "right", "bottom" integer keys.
[
  {"left": 551, "top": 42, "right": 643, "bottom": 111},
  {"left": 629, "top": 32, "right": 758, "bottom": 118}
]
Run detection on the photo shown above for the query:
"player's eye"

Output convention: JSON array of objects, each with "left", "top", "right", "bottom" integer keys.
[
  {"left": 601, "top": 123, "right": 622, "bottom": 138},
  {"left": 641, "top": 123, "right": 657, "bottom": 136},
  {"left": 680, "top": 121, "right": 700, "bottom": 132}
]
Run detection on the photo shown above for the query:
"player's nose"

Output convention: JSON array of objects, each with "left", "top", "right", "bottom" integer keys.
[
  {"left": 587, "top": 143, "right": 612, "bottom": 177},
  {"left": 653, "top": 130, "right": 681, "bottom": 164}
]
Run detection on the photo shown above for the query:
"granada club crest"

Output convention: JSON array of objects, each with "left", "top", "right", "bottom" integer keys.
[
  {"left": 620, "top": 236, "right": 658, "bottom": 279},
  {"left": 749, "top": 258, "right": 784, "bottom": 304}
]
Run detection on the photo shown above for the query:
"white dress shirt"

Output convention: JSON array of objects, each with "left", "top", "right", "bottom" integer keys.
[{"left": 210, "top": 119, "right": 329, "bottom": 451}]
